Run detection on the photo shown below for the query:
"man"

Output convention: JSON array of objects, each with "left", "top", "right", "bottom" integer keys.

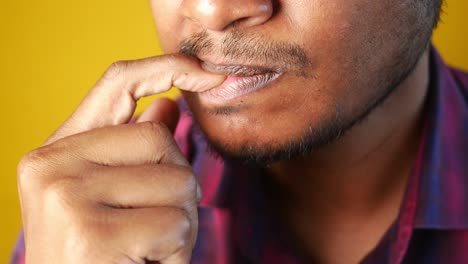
[{"left": 12, "top": 0, "right": 468, "bottom": 263}]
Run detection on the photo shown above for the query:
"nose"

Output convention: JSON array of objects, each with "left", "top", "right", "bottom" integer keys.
[{"left": 181, "top": 0, "right": 273, "bottom": 31}]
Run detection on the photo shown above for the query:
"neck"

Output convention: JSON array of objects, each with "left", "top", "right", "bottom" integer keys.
[{"left": 266, "top": 49, "right": 430, "bottom": 263}]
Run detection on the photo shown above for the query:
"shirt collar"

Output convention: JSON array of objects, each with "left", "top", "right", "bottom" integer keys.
[
  {"left": 180, "top": 46, "right": 468, "bottom": 228},
  {"left": 411, "top": 46, "right": 468, "bottom": 229},
  {"left": 175, "top": 45, "right": 468, "bottom": 264}
]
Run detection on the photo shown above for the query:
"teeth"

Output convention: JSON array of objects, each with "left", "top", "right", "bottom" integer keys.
[{"left": 201, "top": 61, "right": 276, "bottom": 77}]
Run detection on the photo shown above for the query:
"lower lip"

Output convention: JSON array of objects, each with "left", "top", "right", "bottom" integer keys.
[{"left": 198, "top": 72, "right": 282, "bottom": 103}]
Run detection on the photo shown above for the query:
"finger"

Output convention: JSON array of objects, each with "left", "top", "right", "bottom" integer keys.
[
  {"left": 99, "top": 206, "right": 196, "bottom": 263},
  {"left": 160, "top": 246, "right": 194, "bottom": 264},
  {"left": 46, "top": 54, "right": 225, "bottom": 145},
  {"left": 85, "top": 164, "right": 200, "bottom": 208},
  {"left": 46, "top": 121, "right": 189, "bottom": 167},
  {"left": 136, "top": 98, "right": 180, "bottom": 133}
]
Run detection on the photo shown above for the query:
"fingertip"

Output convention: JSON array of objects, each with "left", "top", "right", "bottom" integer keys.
[{"left": 174, "top": 71, "right": 227, "bottom": 93}]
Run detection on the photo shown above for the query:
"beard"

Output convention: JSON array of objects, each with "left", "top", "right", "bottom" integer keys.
[
  {"left": 188, "top": 47, "right": 427, "bottom": 167},
  {"left": 180, "top": 27, "right": 431, "bottom": 166}
]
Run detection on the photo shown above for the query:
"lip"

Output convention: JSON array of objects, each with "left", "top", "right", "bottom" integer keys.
[{"left": 199, "top": 60, "right": 284, "bottom": 103}]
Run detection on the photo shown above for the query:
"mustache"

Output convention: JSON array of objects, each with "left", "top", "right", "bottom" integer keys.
[{"left": 179, "top": 30, "right": 312, "bottom": 76}]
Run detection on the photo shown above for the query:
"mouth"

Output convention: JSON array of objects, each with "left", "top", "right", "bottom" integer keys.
[{"left": 198, "top": 60, "right": 284, "bottom": 103}]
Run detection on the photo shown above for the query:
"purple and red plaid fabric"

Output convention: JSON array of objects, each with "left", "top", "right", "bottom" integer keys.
[{"left": 11, "top": 46, "right": 468, "bottom": 263}]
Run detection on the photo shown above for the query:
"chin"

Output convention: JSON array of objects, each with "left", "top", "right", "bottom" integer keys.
[{"left": 183, "top": 95, "right": 349, "bottom": 165}]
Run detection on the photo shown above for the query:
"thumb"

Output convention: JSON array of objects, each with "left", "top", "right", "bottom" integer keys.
[{"left": 136, "top": 97, "right": 180, "bottom": 133}]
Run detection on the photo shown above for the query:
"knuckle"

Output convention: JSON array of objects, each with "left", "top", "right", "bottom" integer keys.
[
  {"left": 17, "top": 141, "right": 80, "bottom": 197},
  {"left": 103, "top": 60, "right": 130, "bottom": 80},
  {"left": 139, "top": 121, "right": 171, "bottom": 145},
  {"left": 170, "top": 208, "right": 192, "bottom": 242},
  {"left": 144, "top": 207, "right": 192, "bottom": 261},
  {"left": 178, "top": 168, "right": 198, "bottom": 201},
  {"left": 147, "top": 120, "right": 171, "bottom": 136},
  {"left": 17, "top": 147, "right": 54, "bottom": 191}
]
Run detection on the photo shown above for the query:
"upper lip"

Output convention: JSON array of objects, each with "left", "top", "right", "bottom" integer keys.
[{"left": 200, "top": 59, "right": 281, "bottom": 77}]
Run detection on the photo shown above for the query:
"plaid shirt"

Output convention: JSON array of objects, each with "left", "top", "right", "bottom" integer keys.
[{"left": 11, "top": 46, "right": 468, "bottom": 263}]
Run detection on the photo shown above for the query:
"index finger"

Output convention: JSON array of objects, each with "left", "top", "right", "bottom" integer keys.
[{"left": 46, "top": 54, "right": 225, "bottom": 145}]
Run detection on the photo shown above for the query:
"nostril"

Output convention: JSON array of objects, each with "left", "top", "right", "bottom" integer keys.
[
  {"left": 227, "top": 4, "right": 273, "bottom": 30},
  {"left": 181, "top": 0, "right": 274, "bottom": 32},
  {"left": 225, "top": 17, "right": 249, "bottom": 30}
]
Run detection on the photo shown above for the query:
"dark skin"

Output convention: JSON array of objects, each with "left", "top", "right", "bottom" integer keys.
[
  {"left": 18, "top": 0, "right": 439, "bottom": 263},
  {"left": 268, "top": 51, "right": 429, "bottom": 263},
  {"left": 150, "top": 0, "right": 435, "bottom": 262}
]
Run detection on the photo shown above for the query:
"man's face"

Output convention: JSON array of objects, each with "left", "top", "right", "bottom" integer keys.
[{"left": 150, "top": 0, "right": 437, "bottom": 164}]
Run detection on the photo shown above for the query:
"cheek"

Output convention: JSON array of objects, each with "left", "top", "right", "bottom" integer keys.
[
  {"left": 288, "top": 0, "right": 406, "bottom": 111},
  {"left": 289, "top": 0, "right": 402, "bottom": 67},
  {"left": 181, "top": 74, "right": 345, "bottom": 147},
  {"left": 150, "top": 0, "right": 184, "bottom": 53}
]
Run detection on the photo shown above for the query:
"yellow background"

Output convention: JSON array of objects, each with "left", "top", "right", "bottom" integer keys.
[{"left": 0, "top": 0, "right": 467, "bottom": 262}]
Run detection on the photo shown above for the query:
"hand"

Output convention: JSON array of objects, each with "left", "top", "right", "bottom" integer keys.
[{"left": 17, "top": 55, "right": 225, "bottom": 264}]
